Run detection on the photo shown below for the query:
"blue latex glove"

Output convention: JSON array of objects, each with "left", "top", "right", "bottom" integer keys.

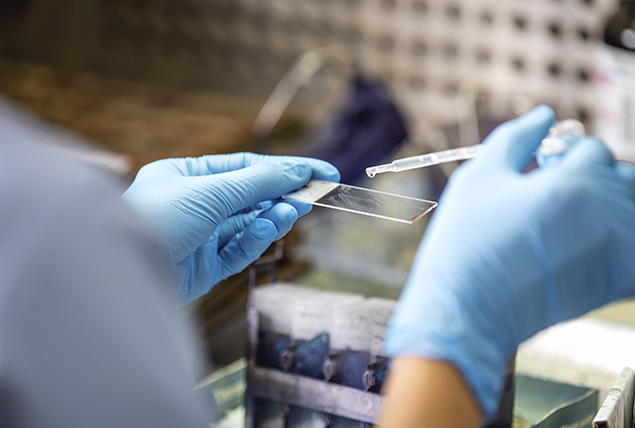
[
  {"left": 385, "top": 106, "right": 635, "bottom": 422},
  {"left": 122, "top": 152, "right": 340, "bottom": 304}
]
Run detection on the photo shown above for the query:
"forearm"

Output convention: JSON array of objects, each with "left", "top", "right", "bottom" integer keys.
[{"left": 379, "top": 357, "right": 482, "bottom": 428}]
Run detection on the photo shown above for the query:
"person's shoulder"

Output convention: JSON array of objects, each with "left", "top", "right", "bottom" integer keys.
[
  {"left": 0, "top": 98, "right": 172, "bottom": 292},
  {"left": 0, "top": 99, "right": 126, "bottom": 221},
  {"left": 0, "top": 99, "right": 155, "bottom": 281}
]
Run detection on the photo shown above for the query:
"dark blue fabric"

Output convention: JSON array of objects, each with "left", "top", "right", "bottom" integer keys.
[{"left": 304, "top": 77, "right": 408, "bottom": 184}]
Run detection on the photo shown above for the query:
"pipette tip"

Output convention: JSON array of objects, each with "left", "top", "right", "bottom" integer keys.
[{"left": 365, "top": 163, "right": 396, "bottom": 178}]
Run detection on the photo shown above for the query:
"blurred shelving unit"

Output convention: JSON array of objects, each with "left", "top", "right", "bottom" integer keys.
[{"left": 0, "top": 0, "right": 623, "bottom": 134}]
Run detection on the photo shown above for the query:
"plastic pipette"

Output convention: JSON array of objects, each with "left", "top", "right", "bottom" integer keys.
[
  {"left": 365, "top": 119, "right": 586, "bottom": 178},
  {"left": 365, "top": 145, "right": 483, "bottom": 178}
]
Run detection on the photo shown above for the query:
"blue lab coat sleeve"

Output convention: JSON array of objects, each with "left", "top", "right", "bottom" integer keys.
[{"left": 0, "top": 99, "right": 212, "bottom": 427}]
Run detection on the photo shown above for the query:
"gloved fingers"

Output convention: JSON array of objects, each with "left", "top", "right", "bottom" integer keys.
[
  {"left": 162, "top": 152, "right": 341, "bottom": 182},
  {"left": 236, "top": 200, "right": 274, "bottom": 215},
  {"left": 216, "top": 203, "right": 298, "bottom": 251},
  {"left": 269, "top": 198, "right": 313, "bottom": 217},
  {"left": 281, "top": 200, "right": 312, "bottom": 217},
  {"left": 614, "top": 161, "right": 635, "bottom": 199},
  {"left": 216, "top": 211, "right": 260, "bottom": 248},
  {"left": 256, "top": 202, "right": 300, "bottom": 241},
  {"left": 615, "top": 161, "right": 635, "bottom": 183},
  {"left": 480, "top": 105, "right": 555, "bottom": 173},
  {"left": 561, "top": 136, "right": 614, "bottom": 170},
  {"left": 217, "top": 218, "right": 279, "bottom": 279},
  {"left": 200, "top": 161, "right": 313, "bottom": 224}
]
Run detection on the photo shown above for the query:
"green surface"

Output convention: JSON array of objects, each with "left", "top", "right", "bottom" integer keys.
[
  {"left": 514, "top": 375, "right": 598, "bottom": 428},
  {"left": 198, "top": 359, "right": 247, "bottom": 417}
]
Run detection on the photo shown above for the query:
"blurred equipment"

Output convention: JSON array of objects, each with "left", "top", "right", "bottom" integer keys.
[
  {"left": 246, "top": 283, "right": 393, "bottom": 427},
  {"left": 595, "top": 1, "right": 635, "bottom": 162},
  {"left": 535, "top": 119, "right": 587, "bottom": 167},
  {"left": 592, "top": 367, "right": 634, "bottom": 428},
  {"left": 283, "top": 180, "right": 437, "bottom": 224},
  {"left": 252, "top": 49, "right": 336, "bottom": 140}
]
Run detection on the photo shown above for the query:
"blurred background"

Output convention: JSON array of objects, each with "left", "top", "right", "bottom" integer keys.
[
  {"left": 2, "top": 0, "right": 635, "bottom": 402},
  {"left": 0, "top": 0, "right": 614, "bottom": 125}
]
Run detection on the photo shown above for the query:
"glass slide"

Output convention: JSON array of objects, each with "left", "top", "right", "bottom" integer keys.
[{"left": 283, "top": 180, "right": 437, "bottom": 224}]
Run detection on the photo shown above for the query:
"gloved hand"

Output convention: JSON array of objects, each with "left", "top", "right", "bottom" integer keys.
[
  {"left": 385, "top": 106, "right": 635, "bottom": 422},
  {"left": 122, "top": 153, "right": 340, "bottom": 305}
]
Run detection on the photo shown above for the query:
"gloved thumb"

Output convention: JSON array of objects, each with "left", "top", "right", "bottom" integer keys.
[
  {"left": 615, "top": 162, "right": 635, "bottom": 200},
  {"left": 562, "top": 136, "right": 614, "bottom": 170},
  {"left": 197, "top": 160, "right": 312, "bottom": 226},
  {"left": 481, "top": 105, "right": 555, "bottom": 172}
]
